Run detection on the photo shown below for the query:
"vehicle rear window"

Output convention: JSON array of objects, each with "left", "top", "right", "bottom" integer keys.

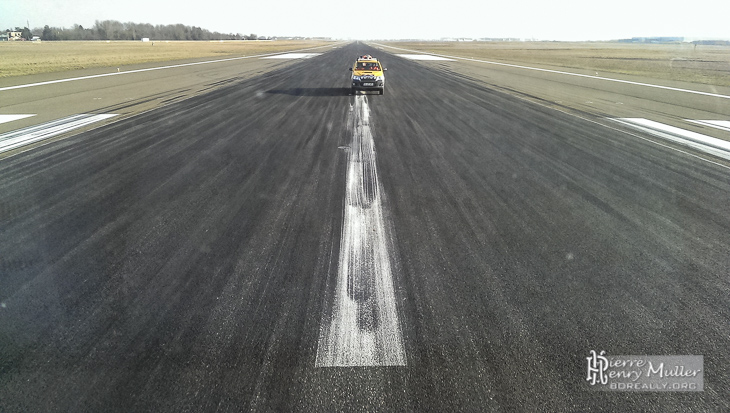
[{"left": 356, "top": 62, "right": 381, "bottom": 71}]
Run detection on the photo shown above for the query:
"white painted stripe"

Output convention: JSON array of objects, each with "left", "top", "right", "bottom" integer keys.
[
  {"left": 316, "top": 95, "right": 406, "bottom": 367},
  {"left": 396, "top": 54, "right": 455, "bottom": 61},
  {"left": 0, "top": 114, "right": 36, "bottom": 124},
  {"left": 0, "top": 114, "right": 117, "bottom": 153},
  {"left": 261, "top": 53, "right": 322, "bottom": 59},
  {"left": 0, "top": 43, "right": 342, "bottom": 92},
  {"left": 687, "top": 120, "right": 730, "bottom": 133},
  {"left": 613, "top": 118, "right": 730, "bottom": 161},
  {"left": 373, "top": 43, "right": 730, "bottom": 100}
]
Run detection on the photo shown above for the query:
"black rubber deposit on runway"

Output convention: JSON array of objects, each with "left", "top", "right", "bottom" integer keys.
[{"left": 1, "top": 43, "right": 729, "bottom": 411}]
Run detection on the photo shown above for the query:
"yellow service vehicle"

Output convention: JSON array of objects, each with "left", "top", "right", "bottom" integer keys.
[{"left": 349, "top": 55, "right": 386, "bottom": 95}]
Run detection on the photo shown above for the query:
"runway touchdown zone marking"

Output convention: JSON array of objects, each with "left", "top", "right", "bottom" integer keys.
[
  {"left": 315, "top": 95, "right": 406, "bottom": 367},
  {"left": 613, "top": 118, "right": 730, "bottom": 161},
  {"left": 0, "top": 114, "right": 117, "bottom": 154},
  {"left": 0, "top": 114, "right": 36, "bottom": 125},
  {"left": 396, "top": 54, "right": 455, "bottom": 61},
  {"left": 261, "top": 53, "right": 322, "bottom": 59}
]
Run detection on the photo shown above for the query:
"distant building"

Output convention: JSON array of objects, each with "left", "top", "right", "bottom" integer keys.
[
  {"left": 2, "top": 31, "right": 23, "bottom": 41},
  {"left": 479, "top": 38, "right": 522, "bottom": 42},
  {"left": 442, "top": 37, "right": 478, "bottom": 42},
  {"left": 618, "top": 37, "right": 684, "bottom": 44}
]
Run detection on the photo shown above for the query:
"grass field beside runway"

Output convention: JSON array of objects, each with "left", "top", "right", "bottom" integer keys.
[
  {"left": 382, "top": 41, "right": 730, "bottom": 86},
  {"left": 0, "top": 40, "right": 337, "bottom": 78}
]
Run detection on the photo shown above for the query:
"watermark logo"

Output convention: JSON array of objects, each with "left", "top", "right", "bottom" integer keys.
[
  {"left": 586, "top": 350, "right": 608, "bottom": 385},
  {"left": 586, "top": 351, "right": 703, "bottom": 391}
]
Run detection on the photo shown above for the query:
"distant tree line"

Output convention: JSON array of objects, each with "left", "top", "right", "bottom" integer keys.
[{"left": 12, "top": 20, "right": 263, "bottom": 41}]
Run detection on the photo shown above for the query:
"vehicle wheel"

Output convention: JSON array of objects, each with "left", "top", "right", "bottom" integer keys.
[
  {"left": 351, "top": 88, "right": 357, "bottom": 95},
  {"left": 379, "top": 88, "right": 384, "bottom": 95}
]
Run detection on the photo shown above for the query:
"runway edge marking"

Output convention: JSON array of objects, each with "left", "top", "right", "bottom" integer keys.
[
  {"left": 0, "top": 43, "right": 343, "bottom": 92},
  {"left": 687, "top": 120, "right": 730, "bottom": 133},
  {"left": 373, "top": 43, "right": 730, "bottom": 100}
]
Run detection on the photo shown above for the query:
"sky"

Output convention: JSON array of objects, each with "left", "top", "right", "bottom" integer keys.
[{"left": 2, "top": 0, "right": 729, "bottom": 41}]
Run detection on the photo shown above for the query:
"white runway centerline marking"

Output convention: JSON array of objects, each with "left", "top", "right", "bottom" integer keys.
[
  {"left": 0, "top": 114, "right": 36, "bottom": 125},
  {"left": 396, "top": 54, "right": 455, "bottom": 61},
  {"left": 0, "top": 114, "right": 117, "bottom": 154},
  {"left": 613, "top": 118, "right": 730, "bottom": 161},
  {"left": 316, "top": 95, "right": 406, "bottom": 367},
  {"left": 261, "top": 53, "right": 322, "bottom": 59}
]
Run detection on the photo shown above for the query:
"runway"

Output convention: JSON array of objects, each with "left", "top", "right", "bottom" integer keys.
[{"left": 1, "top": 42, "right": 729, "bottom": 411}]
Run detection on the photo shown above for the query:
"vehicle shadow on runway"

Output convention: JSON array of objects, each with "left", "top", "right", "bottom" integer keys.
[{"left": 267, "top": 87, "right": 351, "bottom": 97}]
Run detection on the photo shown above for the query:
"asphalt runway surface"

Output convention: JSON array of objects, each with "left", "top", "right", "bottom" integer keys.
[{"left": 1, "top": 42, "right": 729, "bottom": 411}]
